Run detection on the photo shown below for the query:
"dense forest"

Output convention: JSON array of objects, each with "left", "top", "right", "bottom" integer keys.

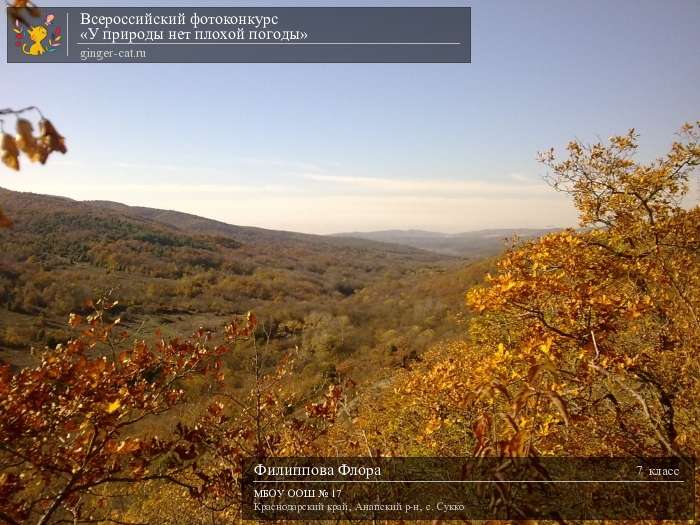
[{"left": 0, "top": 121, "right": 699, "bottom": 524}]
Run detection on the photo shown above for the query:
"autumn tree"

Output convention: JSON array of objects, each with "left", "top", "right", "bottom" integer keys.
[
  {"left": 0, "top": 296, "right": 253, "bottom": 524},
  {"left": 359, "top": 122, "right": 700, "bottom": 462},
  {"left": 0, "top": 293, "right": 347, "bottom": 524}
]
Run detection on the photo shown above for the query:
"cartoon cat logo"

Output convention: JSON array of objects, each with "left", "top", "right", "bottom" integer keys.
[
  {"left": 23, "top": 25, "right": 48, "bottom": 55},
  {"left": 14, "top": 14, "right": 62, "bottom": 57}
]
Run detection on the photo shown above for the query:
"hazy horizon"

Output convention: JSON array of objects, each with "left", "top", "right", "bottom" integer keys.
[
  {"left": 0, "top": 185, "right": 565, "bottom": 236},
  {"left": 2, "top": 0, "right": 699, "bottom": 234}
]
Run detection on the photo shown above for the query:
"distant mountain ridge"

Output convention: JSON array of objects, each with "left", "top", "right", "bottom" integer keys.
[
  {"left": 0, "top": 188, "right": 559, "bottom": 259},
  {"left": 0, "top": 190, "right": 442, "bottom": 261},
  {"left": 333, "top": 228, "right": 561, "bottom": 257}
]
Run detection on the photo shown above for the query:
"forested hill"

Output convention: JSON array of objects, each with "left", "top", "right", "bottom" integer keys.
[{"left": 0, "top": 187, "right": 491, "bottom": 375}]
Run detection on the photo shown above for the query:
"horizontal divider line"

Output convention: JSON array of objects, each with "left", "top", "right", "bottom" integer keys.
[
  {"left": 75, "top": 42, "right": 462, "bottom": 45},
  {"left": 252, "top": 479, "right": 685, "bottom": 483}
]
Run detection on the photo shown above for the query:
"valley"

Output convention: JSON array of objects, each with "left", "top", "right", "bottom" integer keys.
[{"left": 0, "top": 187, "right": 497, "bottom": 390}]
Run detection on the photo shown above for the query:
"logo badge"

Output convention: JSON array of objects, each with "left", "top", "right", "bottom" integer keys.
[{"left": 13, "top": 14, "right": 62, "bottom": 57}]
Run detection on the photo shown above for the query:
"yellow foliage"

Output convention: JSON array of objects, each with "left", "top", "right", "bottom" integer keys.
[{"left": 361, "top": 122, "right": 700, "bottom": 462}]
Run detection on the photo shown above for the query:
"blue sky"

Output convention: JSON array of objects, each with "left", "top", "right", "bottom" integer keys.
[{"left": 2, "top": 0, "right": 699, "bottom": 233}]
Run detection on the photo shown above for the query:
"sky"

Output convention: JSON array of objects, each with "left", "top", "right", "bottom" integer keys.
[{"left": 1, "top": 0, "right": 699, "bottom": 234}]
